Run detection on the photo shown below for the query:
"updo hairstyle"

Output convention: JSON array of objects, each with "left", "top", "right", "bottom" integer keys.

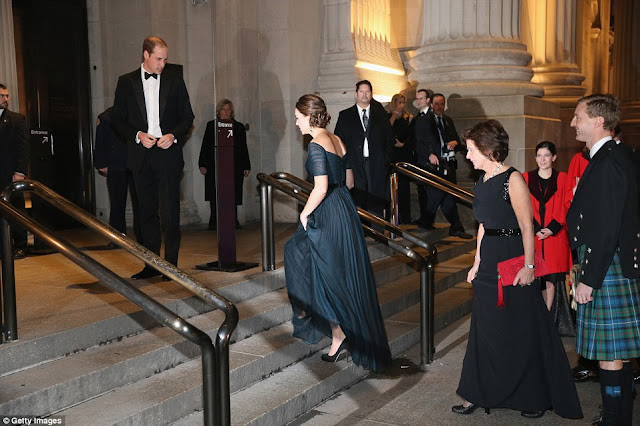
[
  {"left": 296, "top": 94, "right": 331, "bottom": 128},
  {"left": 462, "top": 119, "right": 509, "bottom": 163}
]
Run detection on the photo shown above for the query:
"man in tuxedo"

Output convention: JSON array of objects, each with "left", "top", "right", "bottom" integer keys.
[
  {"left": 111, "top": 36, "right": 194, "bottom": 280},
  {"left": 94, "top": 107, "right": 142, "bottom": 247},
  {"left": 568, "top": 94, "right": 640, "bottom": 425},
  {"left": 411, "top": 88, "right": 434, "bottom": 228},
  {"left": 0, "top": 83, "right": 29, "bottom": 259},
  {"left": 414, "top": 93, "right": 471, "bottom": 239},
  {"left": 334, "top": 80, "right": 394, "bottom": 219}
]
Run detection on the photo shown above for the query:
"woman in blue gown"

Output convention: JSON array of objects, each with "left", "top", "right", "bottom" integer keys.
[{"left": 284, "top": 94, "right": 391, "bottom": 372}]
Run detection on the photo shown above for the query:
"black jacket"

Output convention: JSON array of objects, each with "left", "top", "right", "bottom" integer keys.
[
  {"left": 111, "top": 68, "right": 194, "bottom": 172},
  {"left": 334, "top": 103, "right": 394, "bottom": 199},
  {"left": 567, "top": 139, "right": 640, "bottom": 288},
  {"left": 93, "top": 107, "right": 127, "bottom": 171},
  {"left": 0, "top": 108, "right": 29, "bottom": 186}
]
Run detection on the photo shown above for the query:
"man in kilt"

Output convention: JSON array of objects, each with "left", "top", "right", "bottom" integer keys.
[{"left": 568, "top": 94, "right": 640, "bottom": 425}]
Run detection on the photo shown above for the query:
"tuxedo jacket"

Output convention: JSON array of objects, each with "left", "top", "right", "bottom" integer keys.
[
  {"left": 567, "top": 139, "right": 640, "bottom": 288},
  {"left": 414, "top": 112, "right": 461, "bottom": 167},
  {"left": 334, "top": 103, "right": 394, "bottom": 199},
  {"left": 0, "top": 109, "right": 29, "bottom": 186},
  {"left": 93, "top": 107, "right": 127, "bottom": 172},
  {"left": 111, "top": 68, "right": 194, "bottom": 172}
]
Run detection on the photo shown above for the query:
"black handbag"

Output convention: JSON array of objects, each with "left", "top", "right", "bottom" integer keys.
[{"left": 550, "top": 278, "right": 577, "bottom": 337}]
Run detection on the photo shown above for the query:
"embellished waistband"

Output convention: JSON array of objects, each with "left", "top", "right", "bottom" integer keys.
[{"left": 484, "top": 228, "right": 521, "bottom": 237}]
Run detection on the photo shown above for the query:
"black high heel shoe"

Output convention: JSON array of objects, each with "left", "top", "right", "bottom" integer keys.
[
  {"left": 451, "top": 403, "right": 490, "bottom": 415},
  {"left": 321, "top": 339, "right": 349, "bottom": 363}
]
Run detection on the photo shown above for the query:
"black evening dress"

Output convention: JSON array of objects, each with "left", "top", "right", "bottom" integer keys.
[
  {"left": 456, "top": 167, "right": 582, "bottom": 418},
  {"left": 284, "top": 142, "right": 392, "bottom": 372}
]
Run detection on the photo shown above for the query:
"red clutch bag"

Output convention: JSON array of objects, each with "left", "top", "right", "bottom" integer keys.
[{"left": 496, "top": 252, "right": 549, "bottom": 307}]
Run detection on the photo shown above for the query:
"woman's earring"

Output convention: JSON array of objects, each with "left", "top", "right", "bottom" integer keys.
[{"left": 309, "top": 125, "right": 314, "bottom": 133}]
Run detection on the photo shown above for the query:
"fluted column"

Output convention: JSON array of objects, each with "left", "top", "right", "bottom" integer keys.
[
  {"left": 611, "top": 0, "right": 640, "bottom": 140},
  {"left": 409, "top": 0, "right": 542, "bottom": 97},
  {"left": 521, "top": 0, "right": 585, "bottom": 106},
  {"left": 318, "top": 0, "right": 407, "bottom": 122},
  {"left": 0, "top": 0, "right": 19, "bottom": 110}
]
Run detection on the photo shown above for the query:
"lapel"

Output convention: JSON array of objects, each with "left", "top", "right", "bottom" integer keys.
[
  {"left": 132, "top": 71, "right": 147, "bottom": 128},
  {"left": 575, "top": 139, "right": 615, "bottom": 199},
  {"left": 158, "top": 73, "right": 170, "bottom": 123}
]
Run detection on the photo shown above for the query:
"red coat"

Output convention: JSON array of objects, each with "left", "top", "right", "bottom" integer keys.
[
  {"left": 524, "top": 169, "right": 572, "bottom": 274},
  {"left": 566, "top": 151, "right": 589, "bottom": 203}
]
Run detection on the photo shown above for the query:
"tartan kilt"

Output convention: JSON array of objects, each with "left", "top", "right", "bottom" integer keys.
[{"left": 576, "top": 246, "right": 640, "bottom": 360}]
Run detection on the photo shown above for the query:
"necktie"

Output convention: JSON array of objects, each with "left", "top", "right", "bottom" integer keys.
[
  {"left": 437, "top": 115, "right": 445, "bottom": 132},
  {"left": 418, "top": 111, "right": 425, "bottom": 117},
  {"left": 362, "top": 109, "right": 369, "bottom": 131},
  {"left": 437, "top": 116, "right": 445, "bottom": 157},
  {"left": 144, "top": 72, "right": 158, "bottom": 80}
]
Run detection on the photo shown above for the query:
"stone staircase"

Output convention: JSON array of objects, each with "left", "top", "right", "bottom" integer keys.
[{"left": 0, "top": 226, "right": 476, "bottom": 425}]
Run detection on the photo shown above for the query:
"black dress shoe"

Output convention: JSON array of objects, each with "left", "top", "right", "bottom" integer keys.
[
  {"left": 321, "top": 339, "right": 349, "bottom": 363},
  {"left": 131, "top": 268, "right": 162, "bottom": 280},
  {"left": 572, "top": 364, "right": 599, "bottom": 382},
  {"left": 449, "top": 230, "right": 473, "bottom": 239},
  {"left": 451, "top": 403, "right": 490, "bottom": 415},
  {"left": 13, "top": 247, "right": 28, "bottom": 260},
  {"left": 521, "top": 410, "right": 545, "bottom": 418}
]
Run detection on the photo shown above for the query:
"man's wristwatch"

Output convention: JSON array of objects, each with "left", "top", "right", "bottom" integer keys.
[{"left": 524, "top": 264, "right": 535, "bottom": 269}]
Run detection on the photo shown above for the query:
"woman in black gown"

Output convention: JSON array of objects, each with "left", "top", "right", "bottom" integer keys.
[
  {"left": 284, "top": 94, "right": 391, "bottom": 372},
  {"left": 386, "top": 94, "right": 413, "bottom": 224},
  {"left": 453, "top": 120, "right": 582, "bottom": 419}
]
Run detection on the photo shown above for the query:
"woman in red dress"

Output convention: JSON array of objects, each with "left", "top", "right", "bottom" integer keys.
[{"left": 523, "top": 141, "right": 572, "bottom": 310}]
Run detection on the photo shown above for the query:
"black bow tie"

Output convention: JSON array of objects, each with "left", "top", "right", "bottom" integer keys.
[
  {"left": 419, "top": 112, "right": 425, "bottom": 116},
  {"left": 144, "top": 72, "right": 158, "bottom": 80}
]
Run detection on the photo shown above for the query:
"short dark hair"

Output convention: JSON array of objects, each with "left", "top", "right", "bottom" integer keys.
[
  {"left": 142, "top": 36, "right": 168, "bottom": 59},
  {"left": 296, "top": 94, "right": 331, "bottom": 128},
  {"left": 0, "top": 83, "right": 6, "bottom": 90},
  {"left": 577, "top": 94, "right": 621, "bottom": 131},
  {"left": 462, "top": 119, "right": 510, "bottom": 162},
  {"left": 417, "top": 88, "right": 434, "bottom": 101},
  {"left": 535, "top": 141, "right": 557, "bottom": 156},
  {"left": 432, "top": 93, "right": 445, "bottom": 102},
  {"left": 356, "top": 80, "right": 373, "bottom": 92}
]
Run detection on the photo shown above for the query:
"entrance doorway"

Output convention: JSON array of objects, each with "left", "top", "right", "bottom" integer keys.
[{"left": 12, "top": 0, "right": 93, "bottom": 230}]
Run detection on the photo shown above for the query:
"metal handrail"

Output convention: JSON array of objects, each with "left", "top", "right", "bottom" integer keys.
[
  {"left": 391, "top": 162, "right": 474, "bottom": 205},
  {"left": 0, "top": 180, "right": 237, "bottom": 426},
  {"left": 257, "top": 172, "right": 437, "bottom": 368}
]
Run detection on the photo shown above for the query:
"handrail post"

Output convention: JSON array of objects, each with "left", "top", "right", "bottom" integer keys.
[
  {"left": 419, "top": 259, "right": 436, "bottom": 369},
  {"left": 216, "top": 326, "right": 233, "bottom": 426},
  {"left": 0, "top": 217, "right": 17, "bottom": 342},
  {"left": 260, "top": 180, "right": 275, "bottom": 271},
  {"left": 201, "top": 343, "right": 217, "bottom": 426}
]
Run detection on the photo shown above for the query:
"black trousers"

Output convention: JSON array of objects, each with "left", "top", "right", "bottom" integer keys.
[
  {"left": 132, "top": 161, "right": 181, "bottom": 266},
  {"left": 107, "top": 169, "right": 142, "bottom": 243},
  {"left": 423, "top": 164, "right": 464, "bottom": 232}
]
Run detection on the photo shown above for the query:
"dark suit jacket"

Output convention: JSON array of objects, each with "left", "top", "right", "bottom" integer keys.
[
  {"left": 111, "top": 68, "right": 194, "bottom": 172},
  {"left": 567, "top": 139, "right": 640, "bottom": 288},
  {"left": 199, "top": 119, "right": 251, "bottom": 204},
  {"left": 334, "top": 103, "right": 394, "bottom": 199},
  {"left": 414, "top": 112, "right": 461, "bottom": 167},
  {"left": 94, "top": 107, "right": 127, "bottom": 171},
  {"left": 0, "top": 109, "right": 29, "bottom": 186}
]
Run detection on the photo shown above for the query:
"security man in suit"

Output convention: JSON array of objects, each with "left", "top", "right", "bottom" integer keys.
[
  {"left": 568, "top": 94, "right": 640, "bottom": 425},
  {"left": 334, "top": 80, "right": 394, "bottom": 219},
  {"left": 94, "top": 107, "right": 142, "bottom": 246},
  {"left": 0, "top": 83, "right": 29, "bottom": 259},
  {"left": 111, "top": 36, "right": 194, "bottom": 280},
  {"left": 414, "top": 93, "right": 471, "bottom": 239}
]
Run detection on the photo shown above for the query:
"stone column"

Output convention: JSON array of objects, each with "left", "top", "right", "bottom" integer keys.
[
  {"left": 318, "top": 0, "right": 408, "bottom": 127},
  {"left": 0, "top": 0, "right": 19, "bottom": 110},
  {"left": 409, "top": 0, "right": 542, "bottom": 98},
  {"left": 611, "top": 0, "right": 640, "bottom": 143},
  {"left": 522, "top": 0, "right": 585, "bottom": 107}
]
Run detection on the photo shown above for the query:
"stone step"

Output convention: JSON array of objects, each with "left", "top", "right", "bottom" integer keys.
[{"left": 173, "top": 284, "right": 473, "bottom": 426}]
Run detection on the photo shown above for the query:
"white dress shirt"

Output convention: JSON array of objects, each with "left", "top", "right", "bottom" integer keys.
[
  {"left": 141, "top": 66, "right": 162, "bottom": 138},
  {"left": 359, "top": 104, "right": 371, "bottom": 158}
]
